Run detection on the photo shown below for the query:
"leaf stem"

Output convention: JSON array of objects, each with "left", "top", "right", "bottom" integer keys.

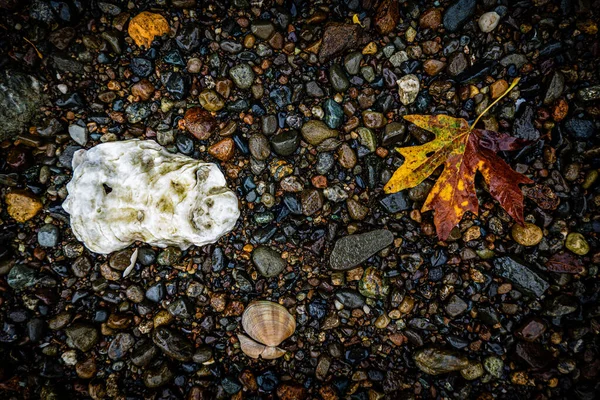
[{"left": 469, "top": 77, "right": 520, "bottom": 131}]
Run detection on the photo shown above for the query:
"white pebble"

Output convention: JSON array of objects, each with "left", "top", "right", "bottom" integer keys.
[
  {"left": 396, "top": 74, "right": 420, "bottom": 106},
  {"left": 479, "top": 12, "right": 500, "bottom": 33}
]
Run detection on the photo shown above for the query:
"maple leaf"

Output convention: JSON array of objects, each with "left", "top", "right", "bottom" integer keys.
[{"left": 384, "top": 78, "right": 532, "bottom": 240}]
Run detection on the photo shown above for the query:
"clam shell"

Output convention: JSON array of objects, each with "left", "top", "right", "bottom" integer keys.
[
  {"left": 242, "top": 301, "right": 296, "bottom": 347},
  {"left": 238, "top": 334, "right": 286, "bottom": 360}
]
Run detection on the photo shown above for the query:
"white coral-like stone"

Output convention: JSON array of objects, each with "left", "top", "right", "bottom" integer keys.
[{"left": 63, "top": 140, "right": 240, "bottom": 254}]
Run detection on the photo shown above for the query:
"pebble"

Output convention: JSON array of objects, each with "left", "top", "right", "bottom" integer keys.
[
  {"left": 185, "top": 107, "right": 216, "bottom": 140},
  {"left": 301, "top": 189, "right": 323, "bottom": 216},
  {"left": 337, "top": 143, "right": 357, "bottom": 169},
  {"left": 199, "top": 89, "right": 224, "bottom": 112},
  {"left": 329, "top": 64, "right": 350, "bottom": 92},
  {"left": 461, "top": 362, "right": 484, "bottom": 380},
  {"left": 335, "top": 289, "right": 365, "bottom": 309},
  {"left": 5, "top": 191, "right": 43, "bottom": 223},
  {"left": 511, "top": 222, "right": 543, "bottom": 246},
  {"left": 565, "top": 232, "right": 589, "bottom": 255},
  {"left": 396, "top": 74, "right": 420, "bottom": 105},
  {"left": 478, "top": 12, "right": 500, "bottom": 32},
  {"left": 445, "top": 295, "right": 468, "bottom": 317},
  {"left": 493, "top": 257, "right": 549, "bottom": 298},
  {"left": 248, "top": 134, "right": 271, "bottom": 161},
  {"left": 301, "top": 120, "right": 338, "bottom": 146},
  {"left": 152, "top": 327, "right": 193, "bottom": 361},
  {"left": 414, "top": 347, "right": 469, "bottom": 375},
  {"left": 65, "top": 324, "right": 99, "bottom": 352},
  {"left": 68, "top": 123, "right": 88, "bottom": 146},
  {"left": 484, "top": 356, "right": 504, "bottom": 378},
  {"left": 208, "top": 138, "right": 235, "bottom": 161},
  {"left": 252, "top": 246, "right": 286, "bottom": 278},
  {"left": 443, "top": 0, "right": 477, "bottom": 32},
  {"left": 420, "top": 8, "right": 442, "bottom": 30},
  {"left": 330, "top": 230, "right": 394, "bottom": 271},
  {"left": 359, "top": 267, "right": 389, "bottom": 298},
  {"left": 38, "top": 224, "right": 60, "bottom": 247},
  {"left": 7, "top": 264, "right": 37, "bottom": 290},
  {"left": 229, "top": 63, "right": 255, "bottom": 89},
  {"left": 447, "top": 52, "right": 469, "bottom": 76},
  {"left": 143, "top": 363, "right": 173, "bottom": 388},
  {"left": 270, "top": 130, "right": 300, "bottom": 156}
]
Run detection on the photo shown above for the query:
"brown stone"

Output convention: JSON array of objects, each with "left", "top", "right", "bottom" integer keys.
[
  {"left": 423, "top": 59, "right": 446, "bottom": 76},
  {"left": 208, "top": 138, "right": 235, "bottom": 161},
  {"left": 131, "top": 79, "right": 154, "bottom": 101},
  {"left": 318, "top": 23, "right": 370, "bottom": 63},
  {"left": 311, "top": 175, "right": 327, "bottom": 188},
  {"left": 5, "top": 190, "right": 43, "bottom": 223},
  {"left": 276, "top": 383, "right": 308, "bottom": 400},
  {"left": 337, "top": 143, "right": 357, "bottom": 169},
  {"left": 346, "top": 198, "right": 368, "bottom": 220},
  {"left": 419, "top": 8, "right": 442, "bottom": 30},
  {"left": 515, "top": 318, "right": 547, "bottom": 342},
  {"left": 490, "top": 79, "right": 509, "bottom": 99},
  {"left": 422, "top": 40, "right": 442, "bottom": 55},
  {"left": 184, "top": 107, "right": 217, "bottom": 140},
  {"left": 552, "top": 98, "right": 568, "bottom": 122},
  {"left": 198, "top": 89, "right": 225, "bottom": 112},
  {"left": 76, "top": 357, "right": 97, "bottom": 379},
  {"left": 374, "top": 0, "right": 400, "bottom": 35}
]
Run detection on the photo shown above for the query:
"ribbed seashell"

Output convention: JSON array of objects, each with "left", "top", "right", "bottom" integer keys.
[
  {"left": 241, "top": 301, "right": 296, "bottom": 347},
  {"left": 237, "top": 334, "right": 286, "bottom": 360}
]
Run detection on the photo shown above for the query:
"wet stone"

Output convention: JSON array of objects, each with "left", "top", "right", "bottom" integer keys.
[
  {"left": 413, "top": 347, "right": 469, "bottom": 375},
  {"left": 108, "top": 333, "right": 135, "bottom": 360},
  {"left": 515, "top": 318, "right": 546, "bottom": 342},
  {"left": 38, "top": 224, "right": 60, "bottom": 247},
  {"left": 301, "top": 189, "right": 323, "bottom": 216},
  {"left": 252, "top": 246, "right": 286, "bottom": 278},
  {"left": 323, "top": 99, "right": 344, "bottom": 129},
  {"left": 7, "top": 264, "right": 37, "bottom": 290},
  {"left": 511, "top": 222, "right": 543, "bottom": 247},
  {"left": 146, "top": 282, "right": 165, "bottom": 303},
  {"left": 493, "top": 257, "right": 549, "bottom": 298},
  {"left": 483, "top": 356, "right": 504, "bottom": 378},
  {"left": 65, "top": 323, "right": 99, "bottom": 352},
  {"left": 271, "top": 130, "right": 300, "bottom": 156},
  {"left": 329, "top": 64, "right": 350, "bottom": 92},
  {"left": 335, "top": 289, "right": 365, "bottom": 309},
  {"left": 301, "top": 120, "right": 338, "bottom": 146},
  {"left": 359, "top": 267, "right": 389, "bottom": 299},
  {"left": 380, "top": 191, "right": 410, "bottom": 213},
  {"left": 143, "top": 363, "right": 173, "bottom": 388},
  {"left": 565, "top": 232, "right": 589, "bottom": 255},
  {"left": 478, "top": 11, "right": 500, "bottom": 32},
  {"left": 330, "top": 230, "right": 394, "bottom": 271},
  {"left": 445, "top": 295, "right": 468, "bottom": 317},
  {"left": 443, "top": 0, "right": 477, "bottom": 32},
  {"left": 152, "top": 327, "right": 193, "bottom": 361},
  {"left": 397, "top": 74, "right": 420, "bottom": 105},
  {"left": 249, "top": 134, "right": 271, "bottom": 161},
  {"left": 229, "top": 63, "right": 255, "bottom": 89},
  {"left": 565, "top": 119, "right": 594, "bottom": 140}
]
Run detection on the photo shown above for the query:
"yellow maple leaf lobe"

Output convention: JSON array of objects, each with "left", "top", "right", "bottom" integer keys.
[{"left": 128, "top": 12, "right": 170, "bottom": 49}]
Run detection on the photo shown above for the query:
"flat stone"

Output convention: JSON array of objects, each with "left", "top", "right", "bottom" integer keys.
[
  {"left": 301, "top": 120, "right": 338, "bottom": 146},
  {"left": 330, "top": 230, "right": 394, "bottom": 271},
  {"left": 445, "top": 295, "right": 468, "bottom": 317},
  {"left": 380, "top": 191, "right": 410, "bottom": 213},
  {"left": 414, "top": 347, "right": 469, "bottom": 375},
  {"left": 478, "top": 11, "right": 500, "bottom": 32},
  {"left": 443, "top": 0, "right": 477, "bottom": 32},
  {"left": 5, "top": 191, "right": 43, "bottom": 223},
  {"left": 0, "top": 70, "right": 46, "bottom": 141},
  {"left": 7, "top": 264, "right": 37, "bottom": 290},
  {"left": 252, "top": 246, "right": 286, "bottom": 278},
  {"left": 152, "top": 327, "right": 193, "bottom": 361},
  {"left": 493, "top": 256, "right": 549, "bottom": 298},
  {"left": 318, "top": 23, "right": 370, "bottom": 64},
  {"left": 65, "top": 323, "right": 99, "bottom": 352}
]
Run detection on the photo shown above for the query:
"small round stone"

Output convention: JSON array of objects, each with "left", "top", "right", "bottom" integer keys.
[
  {"left": 511, "top": 222, "right": 543, "bottom": 246},
  {"left": 252, "top": 246, "right": 286, "bottom": 278},
  {"left": 38, "top": 224, "right": 60, "bottom": 247},
  {"left": 565, "top": 232, "right": 589, "bottom": 255}
]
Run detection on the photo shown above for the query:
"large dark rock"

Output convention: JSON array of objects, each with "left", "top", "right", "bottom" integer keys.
[
  {"left": 318, "top": 23, "right": 370, "bottom": 64},
  {"left": 329, "top": 230, "right": 394, "bottom": 270},
  {"left": 493, "top": 256, "right": 549, "bottom": 298},
  {"left": 0, "top": 70, "right": 46, "bottom": 141},
  {"left": 443, "top": 0, "right": 477, "bottom": 32}
]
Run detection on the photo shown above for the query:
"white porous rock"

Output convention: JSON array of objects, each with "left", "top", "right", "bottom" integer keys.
[
  {"left": 397, "top": 74, "right": 420, "bottom": 106},
  {"left": 62, "top": 140, "right": 240, "bottom": 254}
]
